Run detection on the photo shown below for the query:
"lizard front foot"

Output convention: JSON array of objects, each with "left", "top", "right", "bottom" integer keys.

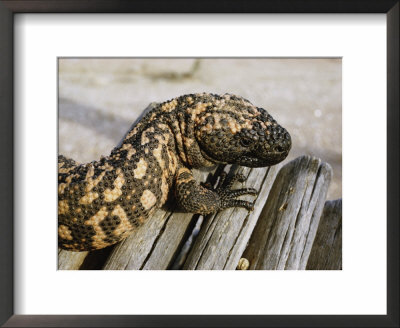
[
  {"left": 213, "top": 171, "right": 258, "bottom": 211},
  {"left": 176, "top": 167, "right": 257, "bottom": 215}
]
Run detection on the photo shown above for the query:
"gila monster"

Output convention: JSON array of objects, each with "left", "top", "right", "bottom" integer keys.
[{"left": 58, "top": 93, "right": 291, "bottom": 251}]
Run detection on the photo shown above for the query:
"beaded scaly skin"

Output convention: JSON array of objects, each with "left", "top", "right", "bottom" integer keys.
[{"left": 58, "top": 93, "right": 291, "bottom": 251}]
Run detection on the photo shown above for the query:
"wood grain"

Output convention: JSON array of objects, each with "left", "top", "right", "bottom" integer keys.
[
  {"left": 242, "top": 155, "right": 332, "bottom": 270},
  {"left": 58, "top": 249, "right": 88, "bottom": 270},
  {"left": 307, "top": 199, "right": 342, "bottom": 270},
  {"left": 183, "top": 164, "right": 282, "bottom": 270}
]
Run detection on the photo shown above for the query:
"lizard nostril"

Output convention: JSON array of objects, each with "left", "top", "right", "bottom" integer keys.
[{"left": 275, "top": 145, "right": 285, "bottom": 153}]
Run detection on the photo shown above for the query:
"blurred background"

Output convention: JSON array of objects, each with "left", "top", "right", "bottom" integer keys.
[{"left": 58, "top": 58, "right": 341, "bottom": 200}]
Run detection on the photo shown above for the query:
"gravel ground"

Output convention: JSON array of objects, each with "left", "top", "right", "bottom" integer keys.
[{"left": 58, "top": 58, "right": 341, "bottom": 200}]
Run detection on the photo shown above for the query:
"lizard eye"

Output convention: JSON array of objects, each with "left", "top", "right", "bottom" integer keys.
[{"left": 240, "top": 138, "right": 253, "bottom": 147}]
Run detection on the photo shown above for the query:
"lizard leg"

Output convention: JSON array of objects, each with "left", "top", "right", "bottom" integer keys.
[{"left": 175, "top": 167, "right": 257, "bottom": 215}]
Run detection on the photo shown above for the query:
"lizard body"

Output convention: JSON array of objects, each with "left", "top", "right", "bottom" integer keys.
[{"left": 58, "top": 93, "right": 291, "bottom": 251}]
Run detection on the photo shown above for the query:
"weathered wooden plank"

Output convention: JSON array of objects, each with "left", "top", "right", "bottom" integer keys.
[
  {"left": 183, "top": 163, "right": 282, "bottom": 270},
  {"left": 242, "top": 155, "right": 332, "bottom": 270},
  {"left": 306, "top": 199, "right": 342, "bottom": 270},
  {"left": 103, "top": 168, "right": 216, "bottom": 270},
  {"left": 58, "top": 249, "right": 88, "bottom": 270}
]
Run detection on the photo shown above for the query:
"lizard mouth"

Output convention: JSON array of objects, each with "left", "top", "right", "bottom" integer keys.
[
  {"left": 200, "top": 148, "right": 288, "bottom": 168},
  {"left": 238, "top": 150, "right": 289, "bottom": 167}
]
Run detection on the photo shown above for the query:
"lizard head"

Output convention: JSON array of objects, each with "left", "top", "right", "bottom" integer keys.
[{"left": 194, "top": 95, "right": 291, "bottom": 168}]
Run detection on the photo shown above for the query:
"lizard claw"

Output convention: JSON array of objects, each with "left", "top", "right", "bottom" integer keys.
[{"left": 211, "top": 171, "right": 258, "bottom": 211}]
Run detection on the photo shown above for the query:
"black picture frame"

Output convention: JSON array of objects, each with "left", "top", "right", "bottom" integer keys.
[{"left": 0, "top": 1, "right": 398, "bottom": 327}]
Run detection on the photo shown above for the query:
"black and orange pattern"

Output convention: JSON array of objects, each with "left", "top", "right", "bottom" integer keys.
[{"left": 58, "top": 93, "right": 291, "bottom": 251}]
